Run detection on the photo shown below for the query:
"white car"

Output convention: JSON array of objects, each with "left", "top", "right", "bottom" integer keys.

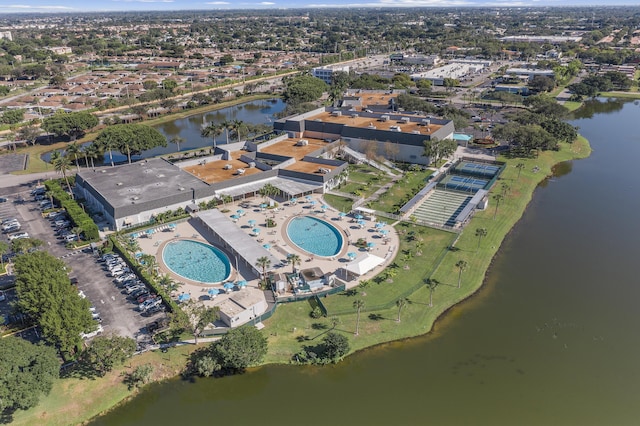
[
  {"left": 80, "top": 324, "right": 104, "bottom": 339},
  {"left": 8, "top": 232, "right": 29, "bottom": 241}
]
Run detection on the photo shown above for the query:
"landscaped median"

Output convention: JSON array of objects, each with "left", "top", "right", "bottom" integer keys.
[{"left": 263, "top": 135, "right": 592, "bottom": 364}]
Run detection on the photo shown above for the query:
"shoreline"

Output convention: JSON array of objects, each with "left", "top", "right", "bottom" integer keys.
[{"left": 11, "top": 137, "right": 592, "bottom": 426}]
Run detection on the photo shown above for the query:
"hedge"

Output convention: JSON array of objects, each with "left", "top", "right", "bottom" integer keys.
[
  {"left": 109, "top": 235, "right": 179, "bottom": 314},
  {"left": 44, "top": 179, "right": 100, "bottom": 241}
]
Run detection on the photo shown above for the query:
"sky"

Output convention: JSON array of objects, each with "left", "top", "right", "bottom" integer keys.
[{"left": 0, "top": 0, "right": 637, "bottom": 13}]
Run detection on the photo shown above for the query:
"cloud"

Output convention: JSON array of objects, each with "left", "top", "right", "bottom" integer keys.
[
  {"left": 307, "top": 0, "right": 473, "bottom": 6},
  {"left": 259, "top": 1, "right": 275, "bottom": 3},
  {"left": 111, "top": 0, "right": 174, "bottom": 3},
  {"left": 7, "top": 4, "right": 74, "bottom": 9},
  {"left": 205, "top": 1, "right": 230, "bottom": 3}
]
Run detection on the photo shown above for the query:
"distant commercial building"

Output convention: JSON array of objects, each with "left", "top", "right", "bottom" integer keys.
[
  {"left": 390, "top": 53, "right": 441, "bottom": 66},
  {"left": 494, "top": 85, "right": 530, "bottom": 95},
  {"left": 0, "top": 31, "right": 12, "bottom": 41},
  {"left": 46, "top": 46, "right": 72, "bottom": 55},
  {"left": 312, "top": 64, "right": 350, "bottom": 84},
  {"left": 410, "top": 62, "right": 485, "bottom": 85},
  {"left": 505, "top": 68, "right": 555, "bottom": 81},
  {"left": 499, "top": 35, "right": 582, "bottom": 43}
]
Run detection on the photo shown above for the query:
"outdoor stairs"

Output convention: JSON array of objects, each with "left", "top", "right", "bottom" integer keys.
[{"left": 412, "top": 190, "right": 472, "bottom": 227}]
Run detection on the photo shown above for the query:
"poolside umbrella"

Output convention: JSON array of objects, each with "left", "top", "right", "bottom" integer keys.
[
  {"left": 145, "top": 229, "right": 153, "bottom": 236},
  {"left": 237, "top": 209, "right": 245, "bottom": 216},
  {"left": 237, "top": 280, "right": 247, "bottom": 288},
  {"left": 367, "top": 242, "right": 375, "bottom": 249},
  {"left": 375, "top": 222, "right": 384, "bottom": 229},
  {"left": 321, "top": 204, "right": 328, "bottom": 210},
  {"left": 169, "top": 223, "right": 176, "bottom": 229},
  {"left": 252, "top": 228, "right": 261, "bottom": 235},
  {"left": 338, "top": 212, "right": 347, "bottom": 219},
  {"left": 207, "top": 288, "right": 219, "bottom": 296},
  {"left": 260, "top": 203, "right": 268, "bottom": 209},
  {"left": 230, "top": 214, "right": 240, "bottom": 221},
  {"left": 263, "top": 244, "right": 271, "bottom": 249},
  {"left": 290, "top": 197, "right": 298, "bottom": 204},
  {"left": 379, "top": 229, "right": 389, "bottom": 236},
  {"left": 248, "top": 219, "right": 257, "bottom": 226},
  {"left": 347, "top": 252, "right": 357, "bottom": 260},
  {"left": 354, "top": 214, "right": 363, "bottom": 220},
  {"left": 310, "top": 200, "right": 316, "bottom": 207},
  {"left": 305, "top": 195, "right": 312, "bottom": 201},
  {"left": 223, "top": 282, "right": 235, "bottom": 291},
  {"left": 178, "top": 293, "right": 190, "bottom": 302},
  {"left": 357, "top": 219, "right": 366, "bottom": 226}
]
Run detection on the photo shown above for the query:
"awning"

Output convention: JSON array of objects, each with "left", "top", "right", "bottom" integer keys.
[{"left": 345, "top": 253, "right": 385, "bottom": 276}]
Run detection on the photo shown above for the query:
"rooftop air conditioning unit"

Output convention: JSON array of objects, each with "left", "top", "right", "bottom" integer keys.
[
  {"left": 331, "top": 111, "right": 342, "bottom": 117},
  {"left": 248, "top": 162, "right": 256, "bottom": 168},
  {"left": 412, "top": 130, "right": 421, "bottom": 134},
  {"left": 401, "top": 117, "right": 411, "bottom": 123},
  {"left": 351, "top": 113, "right": 359, "bottom": 118},
  {"left": 380, "top": 115, "right": 390, "bottom": 122},
  {"left": 296, "top": 139, "right": 309, "bottom": 146},
  {"left": 389, "top": 126, "right": 402, "bottom": 132},
  {"left": 421, "top": 118, "right": 431, "bottom": 126},
  {"left": 223, "top": 164, "right": 233, "bottom": 170}
]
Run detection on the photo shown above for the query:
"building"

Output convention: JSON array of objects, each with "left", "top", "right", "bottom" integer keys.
[
  {"left": 505, "top": 68, "right": 555, "bottom": 81},
  {"left": 410, "top": 62, "right": 486, "bottom": 86},
  {"left": 499, "top": 35, "right": 582, "bottom": 43},
  {"left": 390, "top": 53, "right": 441, "bottom": 66},
  {"left": 216, "top": 291, "right": 268, "bottom": 328},
  {"left": 312, "top": 64, "right": 350, "bottom": 84},
  {"left": 0, "top": 31, "right": 12, "bottom": 41}
]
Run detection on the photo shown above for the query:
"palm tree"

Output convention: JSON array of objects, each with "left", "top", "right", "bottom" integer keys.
[
  {"left": 396, "top": 297, "right": 408, "bottom": 322},
  {"left": 98, "top": 136, "right": 116, "bottom": 167},
  {"left": 170, "top": 136, "right": 185, "bottom": 153},
  {"left": 140, "top": 254, "right": 158, "bottom": 277},
  {"left": 475, "top": 228, "right": 487, "bottom": 251},
  {"left": 201, "top": 123, "right": 222, "bottom": 150},
  {"left": 158, "top": 274, "right": 179, "bottom": 294},
  {"left": 288, "top": 254, "right": 301, "bottom": 274},
  {"left": 501, "top": 183, "right": 510, "bottom": 197},
  {"left": 85, "top": 143, "right": 103, "bottom": 170},
  {"left": 330, "top": 316, "right": 340, "bottom": 330},
  {"left": 255, "top": 256, "right": 271, "bottom": 287},
  {"left": 221, "top": 194, "right": 233, "bottom": 207},
  {"left": 220, "top": 120, "right": 231, "bottom": 144},
  {"left": 516, "top": 162, "right": 525, "bottom": 179},
  {"left": 125, "top": 237, "right": 140, "bottom": 254},
  {"left": 493, "top": 194, "right": 504, "bottom": 220},
  {"left": 353, "top": 299, "right": 365, "bottom": 336},
  {"left": 425, "top": 278, "right": 439, "bottom": 307},
  {"left": 66, "top": 141, "right": 81, "bottom": 172},
  {"left": 50, "top": 150, "right": 73, "bottom": 196},
  {"left": 230, "top": 119, "right": 245, "bottom": 143},
  {"left": 455, "top": 260, "right": 468, "bottom": 289}
]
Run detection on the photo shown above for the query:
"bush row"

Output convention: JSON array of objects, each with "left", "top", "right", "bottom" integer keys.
[
  {"left": 44, "top": 180, "right": 100, "bottom": 241},
  {"left": 109, "top": 236, "right": 179, "bottom": 314}
]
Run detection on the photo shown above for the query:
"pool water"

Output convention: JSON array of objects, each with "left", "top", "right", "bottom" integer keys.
[
  {"left": 286, "top": 216, "right": 343, "bottom": 257},
  {"left": 162, "top": 240, "right": 231, "bottom": 284}
]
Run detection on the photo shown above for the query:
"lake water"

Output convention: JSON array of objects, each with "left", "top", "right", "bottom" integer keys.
[
  {"left": 91, "top": 98, "right": 640, "bottom": 425},
  {"left": 41, "top": 99, "right": 285, "bottom": 165}
]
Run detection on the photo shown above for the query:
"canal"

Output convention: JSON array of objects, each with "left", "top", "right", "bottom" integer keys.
[
  {"left": 91, "top": 98, "right": 640, "bottom": 425},
  {"left": 41, "top": 98, "right": 285, "bottom": 165}
]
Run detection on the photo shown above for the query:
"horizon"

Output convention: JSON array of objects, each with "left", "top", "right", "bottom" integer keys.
[{"left": 0, "top": 1, "right": 639, "bottom": 14}]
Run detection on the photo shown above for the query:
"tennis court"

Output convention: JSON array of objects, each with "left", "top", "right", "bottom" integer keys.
[
  {"left": 439, "top": 174, "right": 488, "bottom": 193},
  {"left": 454, "top": 161, "right": 500, "bottom": 178}
]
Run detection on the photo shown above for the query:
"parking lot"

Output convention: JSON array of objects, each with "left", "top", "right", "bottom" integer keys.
[{"left": 1, "top": 186, "right": 161, "bottom": 347}]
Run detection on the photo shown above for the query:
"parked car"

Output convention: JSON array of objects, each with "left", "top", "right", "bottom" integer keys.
[
  {"left": 139, "top": 297, "right": 162, "bottom": 312},
  {"left": 80, "top": 324, "right": 103, "bottom": 340},
  {"left": 125, "top": 284, "right": 145, "bottom": 295},
  {"left": 115, "top": 273, "right": 137, "bottom": 284},
  {"left": 0, "top": 197, "right": 7, "bottom": 203},
  {"left": 129, "top": 288, "right": 150, "bottom": 300},
  {"left": 8, "top": 232, "right": 29, "bottom": 241},
  {"left": 142, "top": 304, "right": 166, "bottom": 317}
]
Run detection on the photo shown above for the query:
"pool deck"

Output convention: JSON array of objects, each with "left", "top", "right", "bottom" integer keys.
[{"left": 135, "top": 194, "right": 399, "bottom": 327}]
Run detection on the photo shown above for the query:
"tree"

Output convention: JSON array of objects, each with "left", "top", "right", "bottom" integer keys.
[
  {"left": 1, "top": 109, "right": 25, "bottom": 125},
  {"left": 0, "top": 241, "right": 8, "bottom": 271},
  {"left": 396, "top": 297, "right": 408, "bottom": 322},
  {"left": 322, "top": 332, "right": 350, "bottom": 361},
  {"left": 493, "top": 193, "right": 504, "bottom": 219},
  {"left": 229, "top": 119, "right": 247, "bottom": 143},
  {"left": 425, "top": 278, "right": 439, "bottom": 307},
  {"left": 171, "top": 300, "right": 220, "bottom": 345},
  {"left": 211, "top": 325, "right": 267, "bottom": 372},
  {"left": 95, "top": 124, "right": 167, "bottom": 164},
  {"left": 0, "top": 337, "right": 59, "bottom": 419},
  {"left": 50, "top": 150, "right": 73, "bottom": 195},
  {"left": 42, "top": 111, "right": 98, "bottom": 141},
  {"left": 353, "top": 299, "right": 365, "bottom": 336},
  {"left": 11, "top": 237, "right": 43, "bottom": 255},
  {"left": 219, "top": 54, "right": 234, "bottom": 65},
  {"left": 83, "top": 335, "right": 137, "bottom": 376},
  {"left": 455, "top": 260, "right": 468, "bottom": 289},
  {"left": 255, "top": 256, "right": 271, "bottom": 287},
  {"left": 170, "top": 136, "right": 185, "bottom": 153},
  {"left": 282, "top": 74, "right": 327, "bottom": 105},
  {"left": 158, "top": 274, "right": 179, "bottom": 294},
  {"left": 162, "top": 78, "right": 178, "bottom": 92},
  {"left": 475, "top": 228, "right": 488, "bottom": 250},
  {"left": 201, "top": 122, "right": 223, "bottom": 150},
  {"left": 288, "top": 254, "right": 301, "bottom": 274},
  {"left": 84, "top": 143, "right": 103, "bottom": 170},
  {"left": 124, "top": 364, "right": 154, "bottom": 390},
  {"left": 14, "top": 251, "right": 93, "bottom": 354},
  {"left": 17, "top": 125, "right": 41, "bottom": 146},
  {"left": 143, "top": 80, "right": 157, "bottom": 91},
  {"left": 516, "top": 162, "right": 525, "bottom": 179},
  {"left": 66, "top": 141, "right": 82, "bottom": 172}
]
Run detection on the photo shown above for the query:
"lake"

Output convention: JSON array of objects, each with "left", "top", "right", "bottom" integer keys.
[
  {"left": 91, "top": 98, "right": 640, "bottom": 425},
  {"left": 41, "top": 98, "right": 285, "bottom": 165}
]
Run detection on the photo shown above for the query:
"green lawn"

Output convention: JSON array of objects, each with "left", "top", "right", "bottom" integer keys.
[
  {"left": 323, "top": 194, "right": 354, "bottom": 213},
  {"left": 600, "top": 91, "right": 640, "bottom": 99},
  {"left": 264, "top": 135, "right": 592, "bottom": 364},
  {"left": 563, "top": 101, "right": 583, "bottom": 112},
  {"left": 11, "top": 345, "right": 196, "bottom": 426},
  {"left": 369, "top": 169, "right": 432, "bottom": 213}
]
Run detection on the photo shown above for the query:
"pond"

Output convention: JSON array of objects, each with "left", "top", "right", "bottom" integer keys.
[
  {"left": 41, "top": 98, "right": 285, "bottom": 165},
  {"left": 91, "top": 98, "right": 640, "bottom": 425}
]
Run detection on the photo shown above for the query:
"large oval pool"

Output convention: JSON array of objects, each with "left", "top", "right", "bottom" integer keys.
[
  {"left": 286, "top": 216, "right": 343, "bottom": 257},
  {"left": 162, "top": 240, "right": 231, "bottom": 284}
]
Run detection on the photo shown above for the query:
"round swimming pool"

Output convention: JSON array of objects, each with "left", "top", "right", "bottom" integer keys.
[
  {"left": 162, "top": 240, "right": 232, "bottom": 284},
  {"left": 286, "top": 216, "right": 344, "bottom": 257}
]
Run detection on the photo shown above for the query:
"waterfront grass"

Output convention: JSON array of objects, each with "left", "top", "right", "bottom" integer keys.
[
  {"left": 563, "top": 101, "right": 583, "bottom": 112},
  {"left": 264, "top": 135, "right": 591, "bottom": 363},
  {"left": 600, "top": 91, "right": 640, "bottom": 99},
  {"left": 11, "top": 345, "right": 196, "bottom": 426}
]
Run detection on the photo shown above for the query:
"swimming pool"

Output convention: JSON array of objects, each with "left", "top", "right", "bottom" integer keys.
[
  {"left": 286, "top": 216, "right": 343, "bottom": 257},
  {"left": 162, "top": 240, "right": 232, "bottom": 284}
]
